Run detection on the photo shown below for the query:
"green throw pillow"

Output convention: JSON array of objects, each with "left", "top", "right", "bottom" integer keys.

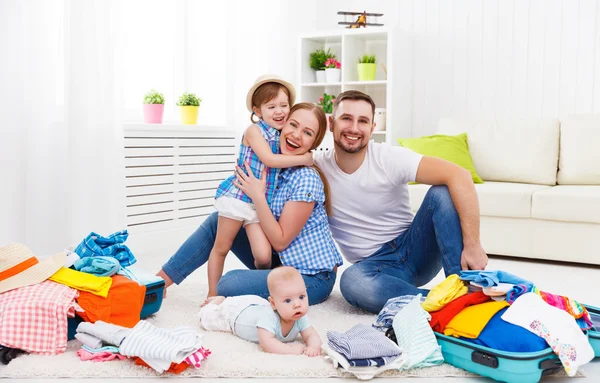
[{"left": 397, "top": 133, "right": 483, "bottom": 184}]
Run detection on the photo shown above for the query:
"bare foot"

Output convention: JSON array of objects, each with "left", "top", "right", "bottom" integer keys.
[{"left": 201, "top": 295, "right": 225, "bottom": 307}]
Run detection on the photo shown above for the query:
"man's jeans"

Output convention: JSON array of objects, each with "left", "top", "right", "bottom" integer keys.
[
  {"left": 340, "top": 185, "right": 463, "bottom": 313},
  {"left": 162, "top": 212, "right": 336, "bottom": 305}
]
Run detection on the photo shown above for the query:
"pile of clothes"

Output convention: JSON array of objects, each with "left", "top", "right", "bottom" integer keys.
[
  {"left": 373, "top": 270, "right": 597, "bottom": 378},
  {"left": 0, "top": 231, "right": 210, "bottom": 373}
]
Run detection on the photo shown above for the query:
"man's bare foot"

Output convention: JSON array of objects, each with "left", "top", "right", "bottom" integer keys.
[
  {"left": 201, "top": 295, "right": 225, "bottom": 307},
  {"left": 156, "top": 269, "right": 174, "bottom": 298}
]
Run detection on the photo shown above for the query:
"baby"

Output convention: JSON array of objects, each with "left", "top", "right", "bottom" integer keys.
[{"left": 199, "top": 266, "right": 322, "bottom": 356}]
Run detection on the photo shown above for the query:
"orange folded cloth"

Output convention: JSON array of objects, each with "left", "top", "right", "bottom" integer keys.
[
  {"left": 134, "top": 357, "right": 189, "bottom": 374},
  {"left": 76, "top": 275, "right": 146, "bottom": 328}
]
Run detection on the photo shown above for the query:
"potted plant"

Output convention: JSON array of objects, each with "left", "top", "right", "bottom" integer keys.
[
  {"left": 176, "top": 92, "right": 202, "bottom": 125},
  {"left": 317, "top": 92, "right": 335, "bottom": 130},
  {"left": 143, "top": 89, "right": 165, "bottom": 124},
  {"left": 324, "top": 58, "right": 341, "bottom": 83},
  {"left": 357, "top": 54, "right": 377, "bottom": 81},
  {"left": 309, "top": 48, "right": 335, "bottom": 83}
]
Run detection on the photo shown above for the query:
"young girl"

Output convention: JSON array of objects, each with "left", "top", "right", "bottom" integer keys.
[{"left": 207, "top": 75, "right": 313, "bottom": 298}]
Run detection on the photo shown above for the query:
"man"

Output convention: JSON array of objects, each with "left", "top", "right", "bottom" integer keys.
[{"left": 313, "top": 90, "right": 488, "bottom": 313}]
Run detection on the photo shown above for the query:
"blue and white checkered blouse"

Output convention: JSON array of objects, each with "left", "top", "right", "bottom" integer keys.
[
  {"left": 271, "top": 166, "right": 343, "bottom": 275},
  {"left": 215, "top": 119, "right": 280, "bottom": 205}
]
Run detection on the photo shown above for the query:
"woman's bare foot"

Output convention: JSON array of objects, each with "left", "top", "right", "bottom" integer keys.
[{"left": 156, "top": 269, "right": 174, "bottom": 298}]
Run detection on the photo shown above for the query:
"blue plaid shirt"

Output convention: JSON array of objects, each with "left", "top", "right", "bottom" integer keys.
[
  {"left": 271, "top": 167, "right": 343, "bottom": 275},
  {"left": 74, "top": 230, "right": 137, "bottom": 267},
  {"left": 215, "top": 120, "right": 280, "bottom": 205}
]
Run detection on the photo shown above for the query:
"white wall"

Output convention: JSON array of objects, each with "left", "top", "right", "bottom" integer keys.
[{"left": 315, "top": 0, "right": 600, "bottom": 137}]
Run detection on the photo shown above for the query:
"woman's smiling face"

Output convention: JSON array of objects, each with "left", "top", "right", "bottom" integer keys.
[{"left": 279, "top": 108, "right": 319, "bottom": 155}]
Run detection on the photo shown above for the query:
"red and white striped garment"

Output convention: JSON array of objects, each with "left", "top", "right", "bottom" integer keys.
[
  {"left": 0, "top": 280, "right": 78, "bottom": 355},
  {"left": 184, "top": 347, "right": 211, "bottom": 368}
]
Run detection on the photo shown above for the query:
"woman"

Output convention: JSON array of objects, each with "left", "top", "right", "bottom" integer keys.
[{"left": 157, "top": 103, "right": 342, "bottom": 305}]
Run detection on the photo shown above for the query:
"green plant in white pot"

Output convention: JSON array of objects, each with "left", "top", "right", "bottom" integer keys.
[
  {"left": 309, "top": 48, "right": 335, "bottom": 83},
  {"left": 143, "top": 89, "right": 165, "bottom": 124},
  {"left": 176, "top": 92, "right": 202, "bottom": 125},
  {"left": 357, "top": 54, "right": 377, "bottom": 81}
]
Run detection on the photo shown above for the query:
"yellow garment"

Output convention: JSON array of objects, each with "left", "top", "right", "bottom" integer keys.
[
  {"left": 421, "top": 274, "right": 468, "bottom": 312},
  {"left": 444, "top": 300, "right": 510, "bottom": 338},
  {"left": 49, "top": 267, "right": 112, "bottom": 297}
]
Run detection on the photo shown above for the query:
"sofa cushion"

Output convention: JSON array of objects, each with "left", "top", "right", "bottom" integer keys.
[
  {"left": 408, "top": 182, "right": 551, "bottom": 218},
  {"left": 397, "top": 133, "right": 483, "bottom": 183},
  {"left": 557, "top": 116, "right": 600, "bottom": 185},
  {"left": 437, "top": 119, "right": 560, "bottom": 185},
  {"left": 531, "top": 186, "right": 600, "bottom": 224}
]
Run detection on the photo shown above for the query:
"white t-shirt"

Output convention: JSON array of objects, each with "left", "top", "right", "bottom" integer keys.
[{"left": 314, "top": 142, "right": 423, "bottom": 263}]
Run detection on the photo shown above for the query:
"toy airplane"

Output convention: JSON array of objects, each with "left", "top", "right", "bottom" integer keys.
[{"left": 338, "top": 11, "right": 384, "bottom": 28}]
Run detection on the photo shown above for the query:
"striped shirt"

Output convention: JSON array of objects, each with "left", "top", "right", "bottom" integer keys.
[
  {"left": 392, "top": 294, "right": 444, "bottom": 368},
  {"left": 327, "top": 324, "right": 402, "bottom": 360},
  {"left": 270, "top": 166, "right": 343, "bottom": 275},
  {"left": 215, "top": 119, "right": 280, "bottom": 205}
]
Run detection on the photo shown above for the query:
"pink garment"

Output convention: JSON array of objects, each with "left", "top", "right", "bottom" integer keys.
[
  {"left": 76, "top": 348, "right": 127, "bottom": 362},
  {"left": 184, "top": 347, "right": 211, "bottom": 368},
  {"left": 0, "top": 280, "right": 78, "bottom": 355}
]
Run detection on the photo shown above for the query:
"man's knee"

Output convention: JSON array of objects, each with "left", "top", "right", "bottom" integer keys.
[
  {"left": 340, "top": 267, "right": 382, "bottom": 313},
  {"left": 215, "top": 270, "right": 241, "bottom": 296},
  {"left": 426, "top": 185, "right": 457, "bottom": 211}
]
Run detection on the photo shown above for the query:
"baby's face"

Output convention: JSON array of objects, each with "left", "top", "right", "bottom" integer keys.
[{"left": 270, "top": 278, "right": 309, "bottom": 321}]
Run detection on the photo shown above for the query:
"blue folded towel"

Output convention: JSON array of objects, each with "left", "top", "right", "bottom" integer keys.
[
  {"left": 459, "top": 270, "right": 533, "bottom": 288},
  {"left": 73, "top": 256, "right": 121, "bottom": 277}
]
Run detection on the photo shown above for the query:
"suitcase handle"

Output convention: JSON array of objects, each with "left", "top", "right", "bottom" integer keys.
[
  {"left": 145, "top": 292, "right": 158, "bottom": 304},
  {"left": 471, "top": 351, "right": 499, "bottom": 368}
]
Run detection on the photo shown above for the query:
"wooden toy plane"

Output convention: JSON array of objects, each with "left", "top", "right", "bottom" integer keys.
[{"left": 338, "top": 11, "right": 384, "bottom": 28}]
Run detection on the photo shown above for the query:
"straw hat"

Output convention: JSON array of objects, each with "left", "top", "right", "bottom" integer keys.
[
  {"left": 0, "top": 243, "right": 65, "bottom": 294},
  {"left": 246, "top": 74, "right": 296, "bottom": 112}
]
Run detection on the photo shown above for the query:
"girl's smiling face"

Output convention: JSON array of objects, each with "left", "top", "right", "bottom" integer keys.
[{"left": 254, "top": 89, "right": 290, "bottom": 130}]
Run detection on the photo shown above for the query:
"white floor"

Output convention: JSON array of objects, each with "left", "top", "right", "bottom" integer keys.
[{"left": 3, "top": 252, "right": 600, "bottom": 382}]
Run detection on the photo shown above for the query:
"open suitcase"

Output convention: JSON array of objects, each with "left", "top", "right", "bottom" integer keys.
[
  {"left": 434, "top": 304, "right": 600, "bottom": 383},
  {"left": 66, "top": 277, "right": 165, "bottom": 340}
]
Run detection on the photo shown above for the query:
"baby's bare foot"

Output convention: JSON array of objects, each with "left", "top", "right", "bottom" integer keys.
[{"left": 201, "top": 295, "right": 225, "bottom": 307}]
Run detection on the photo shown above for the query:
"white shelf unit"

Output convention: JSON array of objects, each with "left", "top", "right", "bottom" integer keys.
[{"left": 297, "top": 28, "right": 413, "bottom": 150}]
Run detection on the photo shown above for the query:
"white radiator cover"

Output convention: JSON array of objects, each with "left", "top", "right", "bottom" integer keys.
[{"left": 123, "top": 124, "right": 236, "bottom": 253}]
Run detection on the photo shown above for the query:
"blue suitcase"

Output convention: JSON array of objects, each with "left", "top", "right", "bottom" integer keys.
[
  {"left": 434, "top": 304, "right": 600, "bottom": 383},
  {"left": 67, "top": 278, "right": 165, "bottom": 340}
]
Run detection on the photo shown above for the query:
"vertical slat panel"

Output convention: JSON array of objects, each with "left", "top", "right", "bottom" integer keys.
[
  {"left": 437, "top": 0, "right": 455, "bottom": 121},
  {"left": 495, "top": 0, "right": 515, "bottom": 120},
  {"left": 525, "top": 0, "right": 546, "bottom": 120},
  {"left": 511, "top": 0, "right": 531, "bottom": 119},
  {"left": 558, "top": 0, "right": 580, "bottom": 118},
  {"left": 594, "top": 1, "right": 600, "bottom": 113},
  {"left": 465, "top": 0, "right": 483, "bottom": 118},
  {"left": 541, "top": 0, "right": 563, "bottom": 119},
  {"left": 412, "top": 1, "right": 428, "bottom": 134},
  {"left": 452, "top": 0, "right": 469, "bottom": 118},
  {"left": 423, "top": 0, "right": 440, "bottom": 134},
  {"left": 575, "top": 0, "right": 597, "bottom": 113},
  {"left": 480, "top": 0, "right": 499, "bottom": 119}
]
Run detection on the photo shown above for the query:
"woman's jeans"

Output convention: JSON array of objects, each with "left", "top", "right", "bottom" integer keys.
[
  {"left": 339, "top": 185, "right": 463, "bottom": 314},
  {"left": 161, "top": 212, "right": 336, "bottom": 305}
]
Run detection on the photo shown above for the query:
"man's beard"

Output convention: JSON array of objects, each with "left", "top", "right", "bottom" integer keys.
[{"left": 333, "top": 133, "right": 368, "bottom": 153}]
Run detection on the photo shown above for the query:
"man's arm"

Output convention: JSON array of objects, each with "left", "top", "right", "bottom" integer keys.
[{"left": 415, "top": 156, "right": 488, "bottom": 270}]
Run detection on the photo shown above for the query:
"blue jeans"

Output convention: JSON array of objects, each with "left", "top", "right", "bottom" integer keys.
[
  {"left": 161, "top": 212, "right": 336, "bottom": 305},
  {"left": 339, "top": 185, "right": 463, "bottom": 314}
]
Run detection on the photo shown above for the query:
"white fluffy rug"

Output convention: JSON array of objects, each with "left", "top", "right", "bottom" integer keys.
[{"left": 0, "top": 282, "right": 579, "bottom": 379}]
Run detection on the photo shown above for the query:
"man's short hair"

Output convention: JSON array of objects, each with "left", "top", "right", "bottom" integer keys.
[{"left": 331, "top": 90, "right": 376, "bottom": 121}]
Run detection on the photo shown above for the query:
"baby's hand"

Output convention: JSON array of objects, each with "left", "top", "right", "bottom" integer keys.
[
  {"left": 290, "top": 343, "right": 306, "bottom": 355},
  {"left": 303, "top": 346, "right": 322, "bottom": 357},
  {"left": 301, "top": 152, "right": 313, "bottom": 167}
]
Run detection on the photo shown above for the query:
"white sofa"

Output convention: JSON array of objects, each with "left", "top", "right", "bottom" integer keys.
[{"left": 408, "top": 116, "right": 600, "bottom": 265}]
